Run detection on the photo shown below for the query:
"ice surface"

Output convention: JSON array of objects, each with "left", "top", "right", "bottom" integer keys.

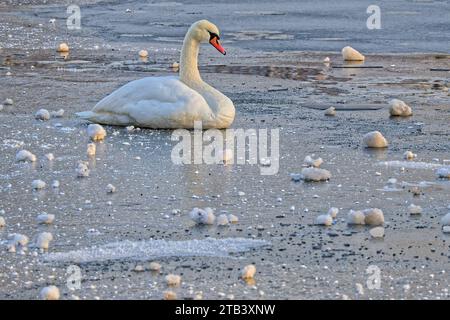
[
  {"left": 44, "top": 237, "right": 270, "bottom": 263},
  {"left": 379, "top": 161, "right": 443, "bottom": 170}
]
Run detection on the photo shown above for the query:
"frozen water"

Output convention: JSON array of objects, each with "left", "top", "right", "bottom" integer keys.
[
  {"left": 44, "top": 238, "right": 270, "bottom": 263},
  {"left": 1, "top": 0, "right": 450, "bottom": 299},
  {"left": 379, "top": 161, "right": 443, "bottom": 170}
]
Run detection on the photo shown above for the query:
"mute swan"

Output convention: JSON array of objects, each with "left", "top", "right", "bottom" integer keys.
[{"left": 77, "top": 20, "right": 235, "bottom": 129}]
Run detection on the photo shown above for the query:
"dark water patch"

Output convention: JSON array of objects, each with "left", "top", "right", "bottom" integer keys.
[{"left": 200, "top": 64, "right": 330, "bottom": 82}]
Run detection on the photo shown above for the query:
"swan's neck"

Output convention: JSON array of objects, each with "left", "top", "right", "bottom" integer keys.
[{"left": 180, "top": 34, "right": 202, "bottom": 85}]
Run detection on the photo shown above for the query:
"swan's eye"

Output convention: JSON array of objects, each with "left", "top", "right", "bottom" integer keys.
[{"left": 209, "top": 32, "right": 220, "bottom": 40}]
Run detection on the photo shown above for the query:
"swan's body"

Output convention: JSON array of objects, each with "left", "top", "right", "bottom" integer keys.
[{"left": 77, "top": 20, "right": 235, "bottom": 129}]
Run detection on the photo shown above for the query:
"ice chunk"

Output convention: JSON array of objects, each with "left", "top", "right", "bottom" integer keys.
[
  {"left": 241, "top": 264, "right": 256, "bottom": 279},
  {"left": 300, "top": 167, "right": 331, "bottom": 182},
  {"left": 442, "top": 213, "right": 450, "bottom": 226},
  {"left": 342, "top": 46, "right": 365, "bottom": 61},
  {"left": 216, "top": 214, "right": 229, "bottom": 226},
  {"left": 363, "top": 208, "right": 384, "bottom": 226},
  {"left": 363, "top": 131, "right": 388, "bottom": 148},
  {"left": 35, "top": 109, "right": 50, "bottom": 121},
  {"left": 389, "top": 99, "right": 412, "bottom": 117},
  {"left": 369, "top": 227, "right": 385, "bottom": 238},
  {"left": 347, "top": 210, "right": 365, "bottom": 225},
  {"left": 315, "top": 214, "right": 333, "bottom": 226},
  {"left": 57, "top": 43, "right": 69, "bottom": 52},
  {"left": 40, "top": 286, "right": 60, "bottom": 300},
  {"left": 35, "top": 232, "right": 53, "bottom": 250},
  {"left": 32, "top": 179, "right": 46, "bottom": 190},
  {"left": 408, "top": 204, "right": 422, "bottom": 215},
  {"left": 37, "top": 213, "right": 55, "bottom": 225},
  {"left": 0, "top": 216, "right": 5, "bottom": 228},
  {"left": 324, "top": 107, "right": 336, "bottom": 116},
  {"left": 304, "top": 155, "right": 323, "bottom": 168},
  {"left": 436, "top": 167, "right": 450, "bottom": 179},
  {"left": 328, "top": 207, "right": 339, "bottom": 218},
  {"left": 165, "top": 274, "right": 181, "bottom": 286},
  {"left": 190, "top": 207, "right": 215, "bottom": 225},
  {"left": 16, "top": 150, "right": 36, "bottom": 162},
  {"left": 87, "top": 124, "right": 106, "bottom": 141}
]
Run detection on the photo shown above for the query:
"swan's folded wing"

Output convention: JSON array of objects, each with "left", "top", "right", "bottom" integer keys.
[{"left": 92, "top": 76, "right": 214, "bottom": 126}]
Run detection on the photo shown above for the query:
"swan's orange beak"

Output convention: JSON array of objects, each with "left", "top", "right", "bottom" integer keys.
[{"left": 209, "top": 36, "right": 226, "bottom": 55}]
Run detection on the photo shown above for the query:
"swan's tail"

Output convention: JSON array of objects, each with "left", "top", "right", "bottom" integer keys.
[
  {"left": 76, "top": 111, "right": 96, "bottom": 121},
  {"left": 76, "top": 110, "right": 134, "bottom": 126}
]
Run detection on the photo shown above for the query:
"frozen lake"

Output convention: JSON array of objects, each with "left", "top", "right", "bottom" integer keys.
[{"left": 0, "top": 0, "right": 449, "bottom": 300}]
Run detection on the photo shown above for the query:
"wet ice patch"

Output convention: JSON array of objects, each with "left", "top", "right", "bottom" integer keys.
[
  {"left": 369, "top": 227, "right": 385, "bottom": 238},
  {"left": 44, "top": 238, "right": 269, "bottom": 263},
  {"left": 227, "top": 31, "right": 294, "bottom": 41}
]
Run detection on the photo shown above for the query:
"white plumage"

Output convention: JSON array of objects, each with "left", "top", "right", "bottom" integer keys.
[{"left": 77, "top": 20, "right": 235, "bottom": 129}]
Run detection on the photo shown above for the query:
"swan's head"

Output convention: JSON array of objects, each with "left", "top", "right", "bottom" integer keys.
[{"left": 188, "top": 20, "right": 226, "bottom": 55}]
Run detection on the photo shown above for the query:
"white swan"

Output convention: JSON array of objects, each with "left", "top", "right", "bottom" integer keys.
[{"left": 76, "top": 20, "right": 235, "bottom": 129}]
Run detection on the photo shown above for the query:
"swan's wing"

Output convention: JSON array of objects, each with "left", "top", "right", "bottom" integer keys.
[{"left": 93, "top": 76, "right": 214, "bottom": 127}]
